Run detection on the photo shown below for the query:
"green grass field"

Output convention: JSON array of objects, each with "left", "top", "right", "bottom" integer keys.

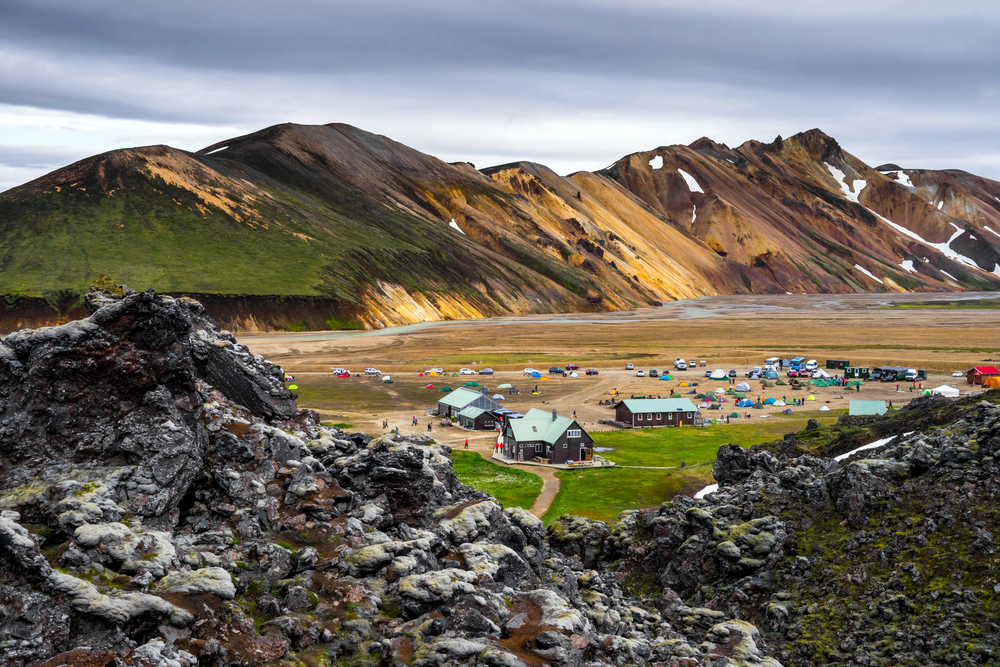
[
  {"left": 541, "top": 415, "right": 839, "bottom": 525},
  {"left": 449, "top": 451, "right": 543, "bottom": 511}
]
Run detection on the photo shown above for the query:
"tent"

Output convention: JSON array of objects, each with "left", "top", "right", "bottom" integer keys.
[
  {"left": 659, "top": 375, "right": 672, "bottom": 381},
  {"left": 931, "top": 385, "right": 960, "bottom": 397},
  {"left": 670, "top": 392, "right": 682, "bottom": 398},
  {"left": 382, "top": 376, "right": 392, "bottom": 382},
  {"left": 729, "top": 412, "right": 740, "bottom": 418},
  {"left": 710, "top": 369, "right": 727, "bottom": 380},
  {"left": 492, "top": 394, "right": 506, "bottom": 400},
  {"left": 774, "top": 400, "right": 786, "bottom": 406},
  {"left": 569, "top": 372, "right": 579, "bottom": 378},
  {"left": 497, "top": 383, "right": 512, "bottom": 389},
  {"left": 439, "top": 386, "right": 453, "bottom": 392},
  {"left": 540, "top": 377, "right": 549, "bottom": 381},
  {"left": 679, "top": 382, "right": 690, "bottom": 387},
  {"left": 761, "top": 380, "right": 775, "bottom": 387},
  {"left": 709, "top": 404, "right": 721, "bottom": 410},
  {"left": 287, "top": 384, "right": 298, "bottom": 390},
  {"left": 530, "top": 372, "right": 542, "bottom": 378},
  {"left": 734, "top": 382, "right": 751, "bottom": 392},
  {"left": 806, "top": 395, "right": 816, "bottom": 401},
  {"left": 775, "top": 380, "right": 787, "bottom": 386},
  {"left": 782, "top": 408, "right": 794, "bottom": 415},
  {"left": 985, "top": 376, "right": 1000, "bottom": 389},
  {"left": 686, "top": 389, "right": 697, "bottom": 394},
  {"left": 427, "top": 372, "right": 440, "bottom": 376},
  {"left": 697, "top": 402, "right": 709, "bottom": 408},
  {"left": 451, "top": 373, "right": 460, "bottom": 377},
  {"left": 463, "top": 381, "right": 480, "bottom": 387},
  {"left": 921, "top": 389, "right": 931, "bottom": 396},
  {"left": 764, "top": 371, "right": 779, "bottom": 379},
  {"left": 763, "top": 397, "right": 776, "bottom": 405},
  {"left": 736, "top": 399, "right": 754, "bottom": 407},
  {"left": 731, "top": 392, "right": 747, "bottom": 399},
  {"left": 818, "top": 406, "right": 831, "bottom": 411},
  {"left": 715, "top": 387, "right": 726, "bottom": 394},
  {"left": 424, "top": 384, "right": 434, "bottom": 389}
]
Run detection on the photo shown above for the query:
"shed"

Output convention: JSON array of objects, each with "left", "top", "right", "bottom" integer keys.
[
  {"left": 438, "top": 387, "right": 501, "bottom": 418},
  {"left": 826, "top": 359, "right": 850, "bottom": 370},
  {"left": 849, "top": 400, "right": 887, "bottom": 416},
  {"left": 615, "top": 398, "right": 700, "bottom": 427},
  {"left": 967, "top": 366, "right": 1000, "bottom": 385},
  {"left": 458, "top": 406, "right": 497, "bottom": 431}
]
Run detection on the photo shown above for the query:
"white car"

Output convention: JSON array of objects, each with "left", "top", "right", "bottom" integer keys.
[
  {"left": 625, "top": 363, "right": 634, "bottom": 370},
  {"left": 459, "top": 368, "right": 476, "bottom": 375},
  {"left": 365, "top": 368, "right": 381, "bottom": 376},
  {"left": 428, "top": 367, "right": 443, "bottom": 373},
  {"left": 636, "top": 370, "right": 645, "bottom": 377},
  {"left": 952, "top": 371, "right": 964, "bottom": 377},
  {"left": 523, "top": 368, "right": 537, "bottom": 375},
  {"left": 331, "top": 367, "right": 349, "bottom": 374}
]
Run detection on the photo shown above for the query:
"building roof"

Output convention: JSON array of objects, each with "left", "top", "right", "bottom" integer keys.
[
  {"left": 507, "top": 408, "right": 579, "bottom": 444},
  {"left": 459, "top": 406, "right": 487, "bottom": 419},
  {"left": 849, "top": 400, "right": 887, "bottom": 416},
  {"left": 439, "top": 387, "right": 487, "bottom": 409},
  {"left": 969, "top": 366, "right": 1000, "bottom": 374},
  {"left": 618, "top": 398, "right": 698, "bottom": 413}
]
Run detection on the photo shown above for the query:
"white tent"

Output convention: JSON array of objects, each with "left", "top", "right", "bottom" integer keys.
[
  {"left": 813, "top": 369, "right": 831, "bottom": 379},
  {"left": 710, "top": 369, "right": 727, "bottom": 380},
  {"left": 818, "top": 405, "right": 831, "bottom": 411},
  {"left": 714, "top": 387, "right": 726, "bottom": 394},
  {"left": 569, "top": 372, "right": 579, "bottom": 378},
  {"left": 734, "top": 382, "right": 751, "bottom": 392},
  {"left": 931, "top": 385, "right": 959, "bottom": 397},
  {"left": 382, "top": 376, "right": 392, "bottom": 382},
  {"left": 774, "top": 400, "right": 786, "bottom": 406}
]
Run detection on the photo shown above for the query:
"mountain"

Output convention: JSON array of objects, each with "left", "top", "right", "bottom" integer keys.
[{"left": 2, "top": 124, "right": 999, "bottom": 331}]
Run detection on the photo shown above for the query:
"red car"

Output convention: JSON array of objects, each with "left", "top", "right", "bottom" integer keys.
[{"left": 566, "top": 363, "right": 580, "bottom": 370}]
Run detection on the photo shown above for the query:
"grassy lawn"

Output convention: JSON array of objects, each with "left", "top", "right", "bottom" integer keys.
[
  {"left": 449, "top": 451, "right": 543, "bottom": 511},
  {"left": 543, "top": 415, "right": 840, "bottom": 526}
]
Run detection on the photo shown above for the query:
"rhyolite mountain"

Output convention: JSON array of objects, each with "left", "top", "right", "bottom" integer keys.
[{"left": 2, "top": 124, "right": 999, "bottom": 332}]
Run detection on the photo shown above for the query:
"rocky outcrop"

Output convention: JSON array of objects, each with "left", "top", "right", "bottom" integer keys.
[{"left": 0, "top": 288, "right": 783, "bottom": 667}]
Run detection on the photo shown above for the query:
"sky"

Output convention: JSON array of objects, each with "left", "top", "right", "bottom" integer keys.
[{"left": 2, "top": 0, "right": 1000, "bottom": 192}]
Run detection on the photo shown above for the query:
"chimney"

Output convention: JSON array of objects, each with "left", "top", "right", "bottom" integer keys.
[{"left": 552, "top": 409, "right": 557, "bottom": 422}]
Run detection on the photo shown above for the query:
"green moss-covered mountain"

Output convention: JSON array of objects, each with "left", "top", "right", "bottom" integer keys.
[{"left": 2, "top": 124, "right": 999, "bottom": 331}]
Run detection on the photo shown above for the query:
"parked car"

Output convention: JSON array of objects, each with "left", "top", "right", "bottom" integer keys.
[
  {"left": 566, "top": 363, "right": 580, "bottom": 370},
  {"left": 676, "top": 361, "right": 687, "bottom": 370},
  {"left": 746, "top": 366, "right": 762, "bottom": 378},
  {"left": 549, "top": 367, "right": 566, "bottom": 375},
  {"left": 331, "top": 367, "right": 349, "bottom": 374},
  {"left": 705, "top": 370, "right": 712, "bottom": 377},
  {"left": 365, "top": 368, "right": 381, "bottom": 376},
  {"left": 459, "top": 368, "right": 476, "bottom": 375},
  {"left": 625, "top": 363, "right": 634, "bottom": 370},
  {"left": 952, "top": 371, "right": 964, "bottom": 377},
  {"left": 586, "top": 368, "right": 599, "bottom": 375},
  {"left": 636, "top": 370, "right": 645, "bottom": 377},
  {"left": 787, "top": 369, "right": 800, "bottom": 377},
  {"left": 478, "top": 368, "right": 494, "bottom": 375},
  {"left": 650, "top": 369, "right": 659, "bottom": 377},
  {"left": 728, "top": 369, "right": 737, "bottom": 377},
  {"left": 523, "top": 368, "right": 537, "bottom": 375}
]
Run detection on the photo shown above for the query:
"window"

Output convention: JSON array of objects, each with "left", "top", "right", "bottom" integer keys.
[
  {"left": 637, "top": 414, "right": 643, "bottom": 421},
  {"left": 668, "top": 413, "right": 673, "bottom": 420},
  {"left": 687, "top": 412, "right": 692, "bottom": 418},
  {"left": 536, "top": 443, "right": 542, "bottom": 452},
  {"left": 563, "top": 443, "right": 568, "bottom": 448},
  {"left": 567, "top": 429, "right": 581, "bottom": 438},
  {"left": 646, "top": 413, "right": 652, "bottom": 420},
  {"left": 655, "top": 413, "right": 661, "bottom": 420}
]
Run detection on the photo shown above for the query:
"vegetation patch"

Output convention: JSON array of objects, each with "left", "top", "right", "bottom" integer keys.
[{"left": 449, "top": 451, "right": 542, "bottom": 510}]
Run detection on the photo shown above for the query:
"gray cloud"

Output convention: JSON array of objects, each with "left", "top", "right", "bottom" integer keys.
[{"left": 0, "top": 0, "right": 999, "bottom": 189}]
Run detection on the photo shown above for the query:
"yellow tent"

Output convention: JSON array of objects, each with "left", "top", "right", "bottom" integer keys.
[
  {"left": 679, "top": 382, "right": 689, "bottom": 387},
  {"left": 541, "top": 377, "right": 549, "bottom": 381},
  {"left": 984, "top": 376, "right": 1000, "bottom": 389},
  {"left": 806, "top": 395, "right": 816, "bottom": 401},
  {"left": 427, "top": 372, "right": 440, "bottom": 376}
]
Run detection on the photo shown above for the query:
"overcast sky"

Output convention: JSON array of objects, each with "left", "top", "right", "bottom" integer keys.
[{"left": 2, "top": 0, "right": 999, "bottom": 192}]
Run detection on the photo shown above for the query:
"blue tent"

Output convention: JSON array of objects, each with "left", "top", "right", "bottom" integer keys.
[
  {"left": 736, "top": 399, "right": 754, "bottom": 407},
  {"left": 659, "top": 375, "right": 673, "bottom": 381},
  {"left": 530, "top": 371, "right": 542, "bottom": 378},
  {"left": 763, "top": 397, "right": 777, "bottom": 405}
]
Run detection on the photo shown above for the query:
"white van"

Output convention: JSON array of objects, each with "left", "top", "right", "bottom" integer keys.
[
  {"left": 805, "top": 360, "right": 818, "bottom": 371},
  {"left": 904, "top": 368, "right": 918, "bottom": 381}
]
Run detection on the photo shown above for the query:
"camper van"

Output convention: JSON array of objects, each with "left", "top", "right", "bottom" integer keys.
[
  {"left": 764, "top": 357, "right": 781, "bottom": 369},
  {"left": 805, "top": 360, "right": 818, "bottom": 372}
]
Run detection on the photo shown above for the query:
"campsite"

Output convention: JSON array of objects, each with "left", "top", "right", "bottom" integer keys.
[{"left": 243, "top": 291, "right": 999, "bottom": 523}]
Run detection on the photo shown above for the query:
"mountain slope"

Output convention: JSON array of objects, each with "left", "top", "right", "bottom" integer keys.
[{"left": 1, "top": 124, "right": 998, "bottom": 331}]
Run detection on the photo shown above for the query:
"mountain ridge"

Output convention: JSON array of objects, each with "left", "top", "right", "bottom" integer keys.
[{"left": 1, "top": 124, "right": 998, "bottom": 332}]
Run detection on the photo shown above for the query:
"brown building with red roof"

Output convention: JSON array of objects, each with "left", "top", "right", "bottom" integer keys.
[{"left": 967, "top": 366, "right": 1000, "bottom": 385}]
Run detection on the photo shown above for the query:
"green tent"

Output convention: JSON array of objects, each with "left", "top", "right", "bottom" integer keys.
[
  {"left": 732, "top": 392, "right": 747, "bottom": 399},
  {"left": 729, "top": 412, "right": 740, "bottom": 418},
  {"left": 438, "top": 386, "right": 453, "bottom": 392},
  {"left": 463, "top": 381, "right": 480, "bottom": 387},
  {"left": 775, "top": 379, "right": 787, "bottom": 386},
  {"left": 670, "top": 392, "right": 682, "bottom": 398},
  {"left": 761, "top": 380, "right": 775, "bottom": 387},
  {"left": 451, "top": 373, "right": 460, "bottom": 377},
  {"left": 922, "top": 389, "right": 931, "bottom": 395}
]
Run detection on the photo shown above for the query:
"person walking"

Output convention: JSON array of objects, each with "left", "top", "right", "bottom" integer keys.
[
  {"left": 464, "top": 439, "right": 469, "bottom": 449},
  {"left": 412, "top": 416, "right": 418, "bottom": 426}
]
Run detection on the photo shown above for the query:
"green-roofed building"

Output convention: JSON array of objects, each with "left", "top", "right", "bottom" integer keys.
[
  {"left": 849, "top": 400, "right": 887, "bottom": 416},
  {"left": 437, "top": 387, "right": 501, "bottom": 418},
  {"left": 458, "top": 406, "right": 497, "bottom": 431},
  {"left": 614, "top": 398, "right": 700, "bottom": 427},
  {"left": 500, "top": 408, "right": 594, "bottom": 464}
]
